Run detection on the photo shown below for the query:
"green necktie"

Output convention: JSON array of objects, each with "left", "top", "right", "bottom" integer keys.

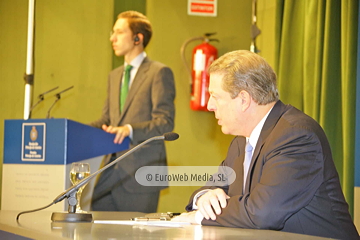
[{"left": 120, "top": 65, "right": 133, "bottom": 112}]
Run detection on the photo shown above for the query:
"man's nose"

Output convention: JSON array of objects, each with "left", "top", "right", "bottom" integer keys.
[
  {"left": 207, "top": 97, "right": 215, "bottom": 111},
  {"left": 110, "top": 34, "right": 116, "bottom": 42}
]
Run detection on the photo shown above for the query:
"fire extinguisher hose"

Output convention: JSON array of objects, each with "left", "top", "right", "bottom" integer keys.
[{"left": 180, "top": 36, "right": 205, "bottom": 84}]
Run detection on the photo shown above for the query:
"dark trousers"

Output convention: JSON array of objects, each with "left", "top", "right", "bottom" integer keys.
[
  {"left": 91, "top": 155, "right": 160, "bottom": 213},
  {"left": 91, "top": 185, "right": 159, "bottom": 213}
]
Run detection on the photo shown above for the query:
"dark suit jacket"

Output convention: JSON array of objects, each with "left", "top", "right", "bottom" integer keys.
[
  {"left": 90, "top": 57, "right": 175, "bottom": 197},
  {"left": 186, "top": 101, "right": 359, "bottom": 239}
]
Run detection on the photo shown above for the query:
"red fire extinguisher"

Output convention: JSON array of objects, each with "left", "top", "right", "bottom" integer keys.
[{"left": 181, "top": 33, "right": 218, "bottom": 111}]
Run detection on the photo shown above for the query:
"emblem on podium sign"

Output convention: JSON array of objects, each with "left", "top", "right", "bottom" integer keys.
[
  {"left": 22, "top": 122, "right": 46, "bottom": 162},
  {"left": 30, "top": 126, "right": 38, "bottom": 141}
]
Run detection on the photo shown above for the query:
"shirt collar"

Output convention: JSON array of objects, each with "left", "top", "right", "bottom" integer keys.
[
  {"left": 247, "top": 106, "right": 273, "bottom": 149},
  {"left": 125, "top": 51, "right": 146, "bottom": 69}
]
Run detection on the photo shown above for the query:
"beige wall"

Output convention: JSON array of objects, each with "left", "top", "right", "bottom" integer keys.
[
  {"left": 256, "top": 0, "right": 277, "bottom": 68},
  {"left": 0, "top": 0, "right": 277, "bottom": 212}
]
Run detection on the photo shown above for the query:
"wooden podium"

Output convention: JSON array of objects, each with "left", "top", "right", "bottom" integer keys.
[{"left": 2, "top": 119, "right": 129, "bottom": 211}]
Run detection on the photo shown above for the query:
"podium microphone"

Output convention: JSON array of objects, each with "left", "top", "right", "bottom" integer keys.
[
  {"left": 46, "top": 86, "right": 74, "bottom": 119},
  {"left": 27, "top": 86, "right": 59, "bottom": 119},
  {"left": 16, "top": 132, "right": 180, "bottom": 222}
]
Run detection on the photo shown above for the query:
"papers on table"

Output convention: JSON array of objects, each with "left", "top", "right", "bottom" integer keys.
[{"left": 94, "top": 220, "right": 191, "bottom": 228}]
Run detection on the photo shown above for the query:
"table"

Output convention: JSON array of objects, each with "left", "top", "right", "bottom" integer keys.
[{"left": 0, "top": 210, "right": 334, "bottom": 239}]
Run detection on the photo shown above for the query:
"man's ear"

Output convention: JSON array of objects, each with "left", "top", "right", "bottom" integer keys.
[
  {"left": 238, "top": 90, "right": 251, "bottom": 111},
  {"left": 134, "top": 33, "right": 144, "bottom": 46}
]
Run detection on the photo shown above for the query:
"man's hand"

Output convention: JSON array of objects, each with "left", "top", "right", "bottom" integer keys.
[
  {"left": 102, "top": 124, "right": 130, "bottom": 144},
  {"left": 197, "top": 188, "right": 230, "bottom": 221},
  {"left": 171, "top": 211, "right": 199, "bottom": 224}
]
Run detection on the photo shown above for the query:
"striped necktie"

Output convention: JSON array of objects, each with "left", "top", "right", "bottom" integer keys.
[
  {"left": 120, "top": 65, "right": 133, "bottom": 112},
  {"left": 243, "top": 140, "right": 253, "bottom": 191}
]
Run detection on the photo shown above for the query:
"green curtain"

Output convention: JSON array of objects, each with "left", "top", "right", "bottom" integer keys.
[{"left": 274, "top": 0, "right": 358, "bottom": 215}]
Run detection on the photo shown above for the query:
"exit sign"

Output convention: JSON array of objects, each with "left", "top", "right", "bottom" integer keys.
[{"left": 188, "top": 0, "right": 217, "bottom": 17}]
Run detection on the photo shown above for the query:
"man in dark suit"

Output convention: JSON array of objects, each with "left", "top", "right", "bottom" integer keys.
[
  {"left": 90, "top": 11, "right": 175, "bottom": 212},
  {"left": 172, "top": 50, "right": 359, "bottom": 239}
]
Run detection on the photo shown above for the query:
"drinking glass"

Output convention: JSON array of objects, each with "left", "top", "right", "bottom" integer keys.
[{"left": 70, "top": 162, "right": 90, "bottom": 213}]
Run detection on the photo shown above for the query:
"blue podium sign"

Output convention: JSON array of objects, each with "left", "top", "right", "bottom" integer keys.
[{"left": 4, "top": 118, "right": 129, "bottom": 165}]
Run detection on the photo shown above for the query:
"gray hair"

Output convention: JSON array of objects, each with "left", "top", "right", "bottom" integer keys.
[{"left": 208, "top": 50, "right": 279, "bottom": 105}]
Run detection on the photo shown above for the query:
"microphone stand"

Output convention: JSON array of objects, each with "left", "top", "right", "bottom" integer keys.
[
  {"left": 46, "top": 86, "right": 74, "bottom": 119},
  {"left": 27, "top": 86, "right": 59, "bottom": 119},
  {"left": 16, "top": 132, "right": 179, "bottom": 222}
]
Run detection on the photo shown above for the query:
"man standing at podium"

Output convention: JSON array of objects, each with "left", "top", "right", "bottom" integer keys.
[
  {"left": 90, "top": 11, "right": 175, "bottom": 212},
  {"left": 173, "top": 50, "right": 358, "bottom": 239}
]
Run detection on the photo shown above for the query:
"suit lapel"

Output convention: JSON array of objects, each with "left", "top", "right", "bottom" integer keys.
[
  {"left": 112, "top": 66, "right": 123, "bottom": 124},
  {"left": 119, "top": 57, "right": 150, "bottom": 123},
  {"left": 244, "top": 100, "right": 288, "bottom": 192}
]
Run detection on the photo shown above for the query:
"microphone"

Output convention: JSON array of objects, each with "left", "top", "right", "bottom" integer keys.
[
  {"left": 27, "top": 86, "right": 59, "bottom": 119},
  {"left": 46, "top": 86, "right": 74, "bottom": 119},
  {"left": 16, "top": 132, "right": 179, "bottom": 222}
]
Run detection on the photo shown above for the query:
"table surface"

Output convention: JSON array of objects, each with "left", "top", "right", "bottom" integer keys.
[{"left": 0, "top": 210, "right": 335, "bottom": 240}]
